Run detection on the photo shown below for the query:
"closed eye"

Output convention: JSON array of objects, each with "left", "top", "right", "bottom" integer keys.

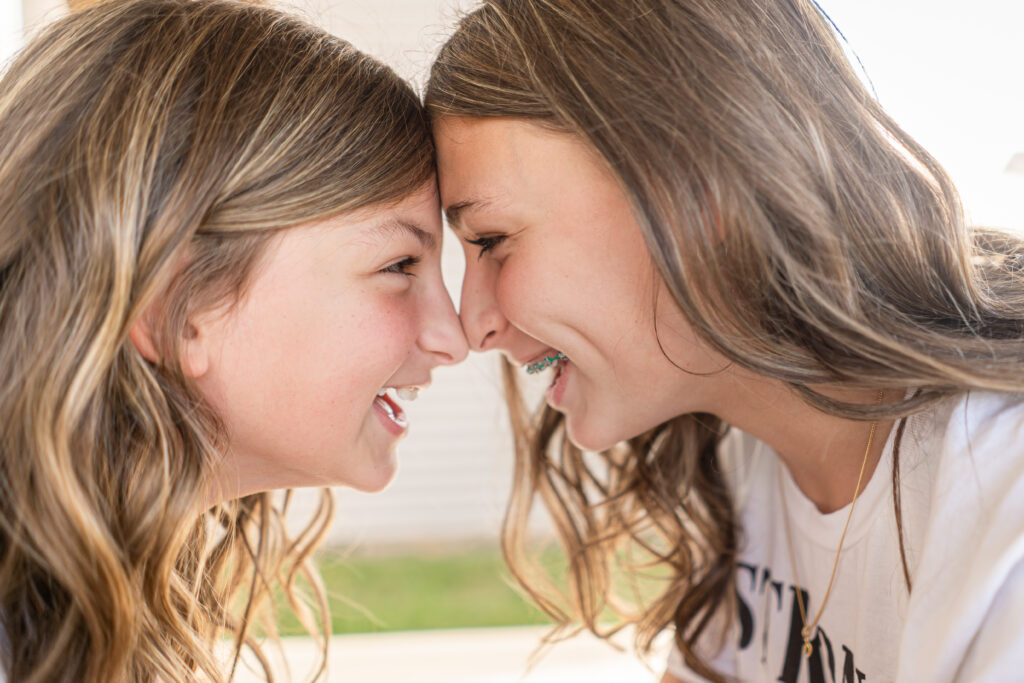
[
  {"left": 380, "top": 256, "right": 420, "bottom": 276},
  {"left": 465, "top": 235, "right": 506, "bottom": 260}
]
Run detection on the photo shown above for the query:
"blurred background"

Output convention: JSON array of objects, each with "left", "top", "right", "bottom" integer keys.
[{"left": 2, "top": 0, "right": 1022, "bottom": 680}]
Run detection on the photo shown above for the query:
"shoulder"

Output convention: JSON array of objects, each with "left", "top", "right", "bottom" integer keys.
[
  {"left": 898, "top": 391, "right": 1024, "bottom": 681},
  {"left": 924, "top": 391, "right": 1024, "bottom": 502},
  {"left": 940, "top": 390, "right": 1024, "bottom": 449},
  {"left": 912, "top": 390, "right": 1024, "bottom": 553}
]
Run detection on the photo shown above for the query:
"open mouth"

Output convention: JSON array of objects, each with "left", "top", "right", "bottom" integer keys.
[
  {"left": 374, "top": 387, "right": 415, "bottom": 430},
  {"left": 524, "top": 351, "right": 570, "bottom": 401},
  {"left": 533, "top": 352, "right": 571, "bottom": 407}
]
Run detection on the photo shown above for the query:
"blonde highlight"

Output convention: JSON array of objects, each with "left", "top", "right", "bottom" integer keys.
[{"left": 0, "top": 0, "right": 434, "bottom": 680}]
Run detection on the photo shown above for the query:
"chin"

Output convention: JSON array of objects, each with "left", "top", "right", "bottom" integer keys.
[
  {"left": 564, "top": 416, "right": 624, "bottom": 453},
  {"left": 565, "top": 410, "right": 663, "bottom": 453},
  {"left": 343, "top": 457, "right": 399, "bottom": 493}
]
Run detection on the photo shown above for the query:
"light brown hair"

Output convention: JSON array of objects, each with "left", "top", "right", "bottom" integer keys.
[
  {"left": 426, "top": 1, "right": 1024, "bottom": 679},
  {"left": 0, "top": 0, "right": 434, "bottom": 680}
]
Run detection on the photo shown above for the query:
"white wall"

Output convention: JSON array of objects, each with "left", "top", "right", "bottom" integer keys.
[
  {"left": 1, "top": 0, "right": 23, "bottom": 64},
  {"left": 288, "top": 0, "right": 476, "bottom": 88},
  {"left": 17, "top": 0, "right": 64, "bottom": 42}
]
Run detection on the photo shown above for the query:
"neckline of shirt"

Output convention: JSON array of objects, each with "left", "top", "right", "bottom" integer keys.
[
  {"left": 772, "top": 398, "right": 936, "bottom": 551},
  {"left": 774, "top": 425, "right": 894, "bottom": 550}
]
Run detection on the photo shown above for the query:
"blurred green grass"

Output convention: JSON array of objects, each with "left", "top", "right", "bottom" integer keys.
[{"left": 277, "top": 545, "right": 553, "bottom": 635}]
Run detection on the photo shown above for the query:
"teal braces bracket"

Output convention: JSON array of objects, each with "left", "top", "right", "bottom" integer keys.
[{"left": 525, "top": 352, "right": 567, "bottom": 375}]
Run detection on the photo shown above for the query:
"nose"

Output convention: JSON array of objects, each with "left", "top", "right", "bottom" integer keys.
[
  {"left": 419, "top": 277, "right": 469, "bottom": 366},
  {"left": 459, "top": 257, "right": 507, "bottom": 352}
]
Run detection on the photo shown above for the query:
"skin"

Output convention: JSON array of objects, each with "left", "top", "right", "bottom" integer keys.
[
  {"left": 434, "top": 116, "right": 894, "bottom": 518},
  {"left": 135, "top": 183, "right": 468, "bottom": 504}
]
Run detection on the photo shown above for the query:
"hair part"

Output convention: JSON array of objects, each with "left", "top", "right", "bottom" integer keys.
[
  {"left": 0, "top": 0, "right": 434, "bottom": 680},
  {"left": 427, "top": 1, "right": 1024, "bottom": 679}
]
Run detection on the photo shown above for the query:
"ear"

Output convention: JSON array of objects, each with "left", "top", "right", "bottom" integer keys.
[
  {"left": 129, "top": 314, "right": 161, "bottom": 364},
  {"left": 129, "top": 312, "right": 211, "bottom": 379}
]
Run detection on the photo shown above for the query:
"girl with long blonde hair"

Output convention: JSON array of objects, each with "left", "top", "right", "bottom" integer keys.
[
  {"left": 426, "top": 1, "right": 1024, "bottom": 681},
  {"left": 0, "top": 0, "right": 466, "bottom": 680}
]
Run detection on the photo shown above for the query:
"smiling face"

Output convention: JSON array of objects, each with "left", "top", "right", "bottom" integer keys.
[
  {"left": 191, "top": 184, "right": 467, "bottom": 500},
  {"left": 435, "top": 117, "right": 729, "bottom": 451}
]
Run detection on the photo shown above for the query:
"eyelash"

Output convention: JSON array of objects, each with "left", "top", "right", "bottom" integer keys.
[
  {"left": 466, "top": 235, "right": 506, "bottom": 259},
  {"left": 381, "top": 256, "right": 420, "bottom": 277}
]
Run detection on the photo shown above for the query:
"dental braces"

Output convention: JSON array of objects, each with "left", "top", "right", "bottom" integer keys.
[{"left": 525, "top": 352, "right": 566, "bottom": 375}]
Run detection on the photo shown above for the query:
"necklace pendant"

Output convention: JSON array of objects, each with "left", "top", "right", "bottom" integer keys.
[{"left": 802, "top": 640, "right": 813, "bottom": 658}]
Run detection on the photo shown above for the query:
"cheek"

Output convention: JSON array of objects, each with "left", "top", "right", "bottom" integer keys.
[
  {"left": 492, "top": 262, "right": 529, "bottom": 325},
  {"left": 493, "top": 241, "right": 651, "bottom": 339},
  {"left": 347, "top": 297, "right": 420, "bottom": 366},
  {"left": 207, "top": 293, "right": 418, "bottom": 426},
  {"left": 492, "top": 248, "right": 580, "bottom": 329},
  {"left": 311, "top": 296, "right": 420, "bottom": 395}
]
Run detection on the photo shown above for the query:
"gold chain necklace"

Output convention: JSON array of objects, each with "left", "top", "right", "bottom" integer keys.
[{"left": 777, "top": 390, "right": 885, "bottom": 658}]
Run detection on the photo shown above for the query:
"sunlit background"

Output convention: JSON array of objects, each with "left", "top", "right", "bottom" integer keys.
[{"left": 2, "top": 1, "right": 1022, "bottom": 680}]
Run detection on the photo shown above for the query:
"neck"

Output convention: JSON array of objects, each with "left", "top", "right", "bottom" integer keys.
[{"left": 706, "top": 371, "right": 896, "bottom": 513}]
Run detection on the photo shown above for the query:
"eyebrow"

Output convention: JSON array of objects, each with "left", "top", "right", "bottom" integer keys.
[
  {"left": 443, "top": 199, "right": 488, "bottom": 232},
  {"left": 371, "top": 218, "right": 437, "bottom": 250}
]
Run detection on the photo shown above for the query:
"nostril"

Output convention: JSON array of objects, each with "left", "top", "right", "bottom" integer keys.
[{"left": 479, "top": 329, "right": 497, "bottom": 351}]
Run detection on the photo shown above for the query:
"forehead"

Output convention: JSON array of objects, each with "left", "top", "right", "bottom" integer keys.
[
  {"left": 434, "top": 117, "right": 523, "bottom": 196},
  {"left": 433, "top": 117, "right": 569, "bottom": 226},
  {"left": 434, "top": 117, "right": 613, "bottom": 230},
  {"left": 294, "top": 183, "right": 443, "bottom": 251}
]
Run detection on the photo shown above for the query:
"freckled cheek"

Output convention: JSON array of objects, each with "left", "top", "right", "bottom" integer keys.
[
  {"left": 492, "top": 257, "right": 552, "bottom": 330},
  {"left": 357, "top": 297, "right": 421, "bottom": 355},
  {"left": 282, "top": 296, "right": 419, "bottom": 394},
  {"left": 497, "top": 246, "right": 596, "bottom": 326}
]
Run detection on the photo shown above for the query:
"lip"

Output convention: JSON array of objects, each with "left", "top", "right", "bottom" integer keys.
[
  {"left": 373, "top": 392, "right": 408, "bottom": 437},
  {"left": 545, "top": 357, "right": 571, "bottom": 407}
]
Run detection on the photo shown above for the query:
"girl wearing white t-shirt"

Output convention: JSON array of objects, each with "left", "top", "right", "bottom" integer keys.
[{"left": 425, "top": 0, "right": 1024, "bottom": 680}]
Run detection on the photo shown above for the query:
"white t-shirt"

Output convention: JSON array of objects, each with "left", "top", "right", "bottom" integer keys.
[{"left": 666, "top": 391, "right": 1024, "bottom": 683}]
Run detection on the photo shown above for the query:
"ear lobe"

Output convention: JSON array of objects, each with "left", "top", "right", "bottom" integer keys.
[{"left": 129, "top": 313, "right": 211, "bottom": 378}]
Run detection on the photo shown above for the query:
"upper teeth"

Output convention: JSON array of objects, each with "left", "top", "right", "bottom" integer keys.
[
  {"left": 396, "top": 387, "right": 420, "bottom": 401},
  {"left": 525, "top": 352, "right": 567, "bottom": 375},
  {"left": 379, "top": 387, "right": 420, "bottom": 401}
]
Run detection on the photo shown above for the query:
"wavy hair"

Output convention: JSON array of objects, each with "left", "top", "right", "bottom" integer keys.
[
  {"left": 0, "top": 1, "right": 434, "bottom": 680},
  {"left": 426, "top": 0, "right": 1024, "bottom": 679}
]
